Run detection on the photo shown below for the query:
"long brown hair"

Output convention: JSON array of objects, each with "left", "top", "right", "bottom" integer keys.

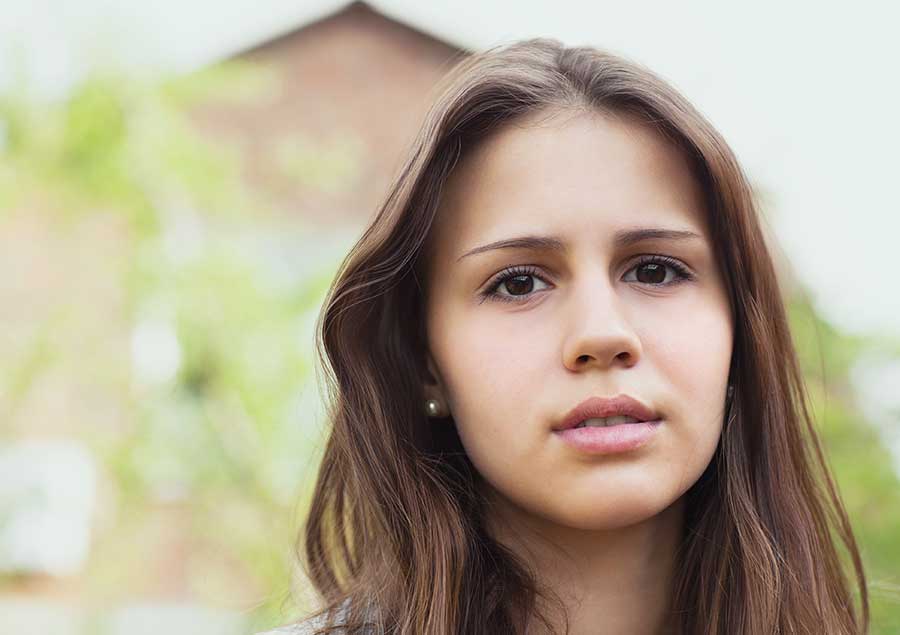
[{"left": 295, "top": 37, "right": 869, "bottom": 634}]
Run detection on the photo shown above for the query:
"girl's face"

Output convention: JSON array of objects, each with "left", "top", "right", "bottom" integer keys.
[{"left": 422, "top": 109, "right": 733, "bottom": 532}]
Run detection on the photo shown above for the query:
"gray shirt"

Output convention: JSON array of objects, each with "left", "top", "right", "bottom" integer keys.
[{"left": 256, "top": 598, "right": 377, "bottom": 635}]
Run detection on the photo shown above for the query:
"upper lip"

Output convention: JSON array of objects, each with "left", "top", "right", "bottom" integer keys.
[{"left": 554, "top": 394, "right": 661, "bottom": 431}]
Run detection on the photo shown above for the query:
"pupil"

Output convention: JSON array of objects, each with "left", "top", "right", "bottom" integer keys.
[
  {"left": 637, "top": 263, "right": 665, "bottom": 284},
  {"left": 506, "top": 275, "right": 533, "bottom": 295}
]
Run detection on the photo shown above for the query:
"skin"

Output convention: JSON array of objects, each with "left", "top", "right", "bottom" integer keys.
[{"left": 421, "top": 107, "right": 734, "bottom": 634}]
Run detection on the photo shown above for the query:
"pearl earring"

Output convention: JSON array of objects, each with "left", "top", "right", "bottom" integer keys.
[
  {"left": 727, "top": 384, "right": 734, "bottom": 400},
  {"left": 425, "top": 399, "right": 442, "bottom": 417}
]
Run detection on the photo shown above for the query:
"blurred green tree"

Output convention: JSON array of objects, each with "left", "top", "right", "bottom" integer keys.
[{"left": 0, "top": 61, "right": 346, "bottom": 631}]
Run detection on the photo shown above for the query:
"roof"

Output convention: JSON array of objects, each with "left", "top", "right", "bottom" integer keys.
[{"left": 212, "top": 1, "right": 471, "bottom": 69}]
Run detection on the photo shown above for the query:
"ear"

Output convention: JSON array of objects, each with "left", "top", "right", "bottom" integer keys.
[{"left": 422, "top": 352, "right": 446, "bottom": 403}]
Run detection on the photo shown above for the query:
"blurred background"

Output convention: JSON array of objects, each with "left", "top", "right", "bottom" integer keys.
[{"left": 1, "top": 1, "right": 898, "bottom": 633}]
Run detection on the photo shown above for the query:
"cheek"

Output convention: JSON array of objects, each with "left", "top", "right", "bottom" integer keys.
[
  {"left": 428, "top": 308, "right": 555, "bottom": 458},
  {"left": 642, "top": 297, "right": 733, "bottom": 489},
  {"left": 647, "top": 297, "right": 733, "bottom": 413}
]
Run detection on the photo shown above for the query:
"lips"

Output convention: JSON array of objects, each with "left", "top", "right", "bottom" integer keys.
[{"left": 555, "top": 394, "right": 661, "bottom": 431}]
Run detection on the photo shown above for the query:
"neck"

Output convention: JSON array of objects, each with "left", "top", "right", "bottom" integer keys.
[{"left": 483, "top": 487, "right": 685, "bottom": 635}]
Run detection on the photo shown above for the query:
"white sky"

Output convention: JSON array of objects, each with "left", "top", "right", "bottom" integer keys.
[{"left": 2, "top": 0, "right": 899, "bottom": 341}]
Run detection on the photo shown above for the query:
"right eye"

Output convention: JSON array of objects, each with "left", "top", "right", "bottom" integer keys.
[{"left": 479, "top": 265, "right": 552, "bottom": 304}]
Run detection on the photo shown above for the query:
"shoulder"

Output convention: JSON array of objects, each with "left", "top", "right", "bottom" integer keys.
[
  {"left": 254, "top": 598, "right": 356, "bottom": 635},
  {"left": 254, "top": 617, "right": 328, "bottom": 635},
  {"left": 254, "top": 617, "right": 338, "bottom": 635},
  {"left": 255, "top": 626, "right": 316, "bottom": 635}
]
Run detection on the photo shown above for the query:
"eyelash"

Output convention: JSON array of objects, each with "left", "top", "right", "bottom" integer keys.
[{"left": 478, "top": 255, "right": 695, "bottom": 305}]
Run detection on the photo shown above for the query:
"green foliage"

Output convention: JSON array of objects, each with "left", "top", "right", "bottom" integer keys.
[
  {"left": 0, "top": 67, "right": 258, "bottom": 237},
  {"left": 0, "top": 61, "right": 348, "bottom": 630},
  {"left": 788, "top": 297, "right": 900, "bottom": 633}
]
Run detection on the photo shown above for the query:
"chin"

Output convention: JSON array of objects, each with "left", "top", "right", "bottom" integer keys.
[{"left": 552, "top": 496, "right": 679, "bottom": 531}]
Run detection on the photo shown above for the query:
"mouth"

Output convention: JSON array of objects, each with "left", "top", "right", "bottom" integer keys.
[
  {"left": 554, "top": 393, "right": 660, "bottom": 432},
  {"left": 572, "top": 415, "right": 644, "bottom": 428}
]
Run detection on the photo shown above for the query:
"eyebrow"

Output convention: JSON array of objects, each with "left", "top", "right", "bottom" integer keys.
[{"left": 456, "top": 227, "right": 705, "bottom": 262}]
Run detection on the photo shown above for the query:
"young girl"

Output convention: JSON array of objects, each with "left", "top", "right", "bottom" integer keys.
[{"left": 259, "top": 37, "right": 869, "bottom": 635}]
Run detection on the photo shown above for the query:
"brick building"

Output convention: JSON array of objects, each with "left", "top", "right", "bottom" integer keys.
[{"left": 189, "top": 0, "right": 468, "bottom": 231}]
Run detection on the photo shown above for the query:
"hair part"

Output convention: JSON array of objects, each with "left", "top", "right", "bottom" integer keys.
[{"left": 296, "top": 37, "right": 869, "bottom": 634}]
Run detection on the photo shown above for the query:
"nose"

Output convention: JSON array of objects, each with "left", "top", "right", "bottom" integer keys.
[{"left": 562, "top": 274, "right": 643, "bottom": 372}]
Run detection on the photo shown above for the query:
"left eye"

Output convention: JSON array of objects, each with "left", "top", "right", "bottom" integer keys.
[{"left": 622, "top": 255, "right": 693, "bottom": 286}]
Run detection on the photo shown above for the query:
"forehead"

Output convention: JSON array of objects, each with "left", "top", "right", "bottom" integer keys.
[{"left": 429, "top": 109, "right": 709, "bottom": 266}]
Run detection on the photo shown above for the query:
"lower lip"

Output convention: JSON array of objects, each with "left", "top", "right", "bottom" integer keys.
[{"left": 554, "top": 420, "right": 663, "bottom": 454}]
